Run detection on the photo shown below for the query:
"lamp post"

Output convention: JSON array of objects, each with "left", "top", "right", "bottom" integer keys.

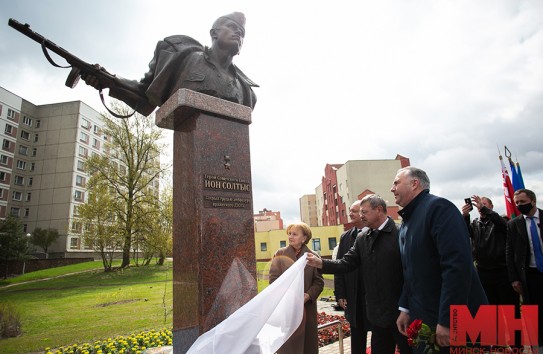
[{"left": 22, "top": 232, "right": 31, "bottom": 275}]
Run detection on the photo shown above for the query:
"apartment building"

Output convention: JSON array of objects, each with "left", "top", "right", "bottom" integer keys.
[
  {"left": 253, "top": 208, "right": 284, "bottom": 232},
  {"left": 0, "top": 86, "right": 120, "bottom": 257},
  {"left": 299, "top": 194, "right": 318, "bottom": 227},
  {"left": 309, "top": 155, "right": 410, "bottom": 226}
]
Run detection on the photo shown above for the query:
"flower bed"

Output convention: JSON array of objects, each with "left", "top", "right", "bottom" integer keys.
[
  {"left": 317, "top": 311, "right": 351, "bottom": 347},
  {"left": 44, "top": 314, "right": 350, "bottom": 353},
  {"left": 45, "top": 328, "right": 172, "bottom": 354}
]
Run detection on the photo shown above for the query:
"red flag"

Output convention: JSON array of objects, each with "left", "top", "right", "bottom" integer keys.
[{"left": 500, "top": 154, "right": 519, "bottom": 219}]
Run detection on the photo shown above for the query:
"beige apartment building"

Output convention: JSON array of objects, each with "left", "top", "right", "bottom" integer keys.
[
  {"left": 0, "top": 86, "right": 126, "bottom": 257},
  {"left": 299, "top": 194, "right": 318, "bottom": 227},
  {"left": 304, "top": 156, "right": 410, "bottom": 227}
]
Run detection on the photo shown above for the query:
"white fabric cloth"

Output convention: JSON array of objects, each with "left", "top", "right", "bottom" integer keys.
[{"left": 187, "top": 253, "right": 307, "bottom": 354}]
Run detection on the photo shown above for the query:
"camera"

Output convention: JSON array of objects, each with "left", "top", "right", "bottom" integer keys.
[{"left": 465, "top": 198, "right": 473, "bottom": 211}]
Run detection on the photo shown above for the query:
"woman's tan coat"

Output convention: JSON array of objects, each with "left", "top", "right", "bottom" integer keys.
[{"left": 269, "top": 244, "right": 324, "bottom": 354}]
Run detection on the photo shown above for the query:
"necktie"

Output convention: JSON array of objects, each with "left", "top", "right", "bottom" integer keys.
[{"left": 528, "top": 216, "right": 543, "bottom": 272}]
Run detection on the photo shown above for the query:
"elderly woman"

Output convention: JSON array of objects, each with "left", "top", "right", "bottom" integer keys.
[{"left": 269, "top": 222, "right": 324, "bottom": 354}]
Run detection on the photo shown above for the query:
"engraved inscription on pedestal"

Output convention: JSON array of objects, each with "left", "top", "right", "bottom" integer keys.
[{"left": 203, "top": 174, "right": 252, "bottom": 210}]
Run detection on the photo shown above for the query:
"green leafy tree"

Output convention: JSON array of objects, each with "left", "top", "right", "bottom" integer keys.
[
  {"left": 138, "top": 186, "right": 173, "bottom": 265},
  {"left": 77, "top": 181, "right": 124, "bottom": 271},
  {"left": 0, "top": 215, "right": 28, "bottom": 279},
  {"left": 85, "top": 103, "right": 168, "bottom": 268},
  {"left": 29, "top": 228, "right": 59, "bottom": 259}
]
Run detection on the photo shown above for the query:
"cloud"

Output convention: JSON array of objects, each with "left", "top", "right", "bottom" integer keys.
[{"left": 2, "top": 0, "right": 542, "bottom": 225}]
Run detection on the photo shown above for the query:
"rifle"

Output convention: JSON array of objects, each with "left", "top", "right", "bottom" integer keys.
[{"left": 8, "top": 18, "right": 133, "bottom": 118}]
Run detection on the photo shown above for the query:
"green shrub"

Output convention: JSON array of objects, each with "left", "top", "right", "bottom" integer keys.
[{"left": 0, "top": 302, "right": 22, "bottom": 338}]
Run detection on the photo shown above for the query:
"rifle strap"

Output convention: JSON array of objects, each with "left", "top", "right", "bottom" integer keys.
[
  {"left": 39, "top": 41, "right": 135, "bottom": 119},
  {"left": 99, "top": 90, "right": 136, "bottom": 119},
  {"left": 41, "top": 41, "right": 71, "bottom": 68}
]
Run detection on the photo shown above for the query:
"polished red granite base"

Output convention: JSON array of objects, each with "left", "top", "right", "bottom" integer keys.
[{"left": 156, "top": 90, "right": 257, "bottom": 353}]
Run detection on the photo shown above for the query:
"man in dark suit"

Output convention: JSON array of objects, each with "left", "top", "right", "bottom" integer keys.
[
  {"left": 391, "top": 167, "right": 487, "bottom": 351},
  {"left": 334, "top": 200, "right": 369, "bottom": 354},
  {"left": 308, "top": 194, "right": 412, "bottom": 354},
  {"left": 506, "top": 188, "right": 543, "bottom": 345}
]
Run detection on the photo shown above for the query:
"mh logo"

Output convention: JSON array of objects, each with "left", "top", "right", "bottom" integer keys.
[{"left": 450, "top": 305, "right": 538, "bottom": 346}]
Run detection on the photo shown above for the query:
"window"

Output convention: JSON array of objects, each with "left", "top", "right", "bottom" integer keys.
[
  {"left": 78, "top": 146, "right": 88, "bottom": 157},
  {"left": 73, "top": 205, "right": 79, "bottom": 216},
  {"left": 34, "top": 134, "right": 39, "bottom": 142},
  {"left": 74, "top": 190, "right": 84, "bottom": 201},
  {"left": 312, "top": 238, "right": 321, "bottom": 252},
  {"left": 28, "top": 177, "right": 33, "bottom": 186},
  {"left": 36, "top": 120, "right": 41, "bottom": 128},
  {"left": 14, "top": 175, "right": 24, "bottom": 185},
  {"left": 0, "top": 171, "right": 5, "bottom": 181},
  {"left": 280, "top": 240, "right": 286, "bottom": 248},
  {"left": 4, "top": 124, "right": 13, "bottom": 134},
  {"left": 26, "top": 192, "right": 31, "bottom": 201},
  {"left": 10, "top": 207, "right": 19, "bottom": 216},
  {"left": 2, "top": 139, "right": 11, "bottom": 150},
  {"left": 81, "top": 118, "right": 90, "bottom": 129},
  {"left": 30, "top": 162, "right": 35, "bottom": 172},
  {"left": 93, "top": 125, "right": 101, "bottom": 134},
  {"left": 71, "top": 222, "right": 82, "bottom": 233},
  {"left": 7, "top": 109, "right": 16, "bottom": 120},
  {"left": 20, "top": 130, "right": 30, "bottom": 140},
  {"left": 80, "top": 131, "right": 89, "bottom": 143},
  {"left": 16, "top": 160, "right": 26, "bottom": 170},
  {"left": 92, "top": 138, "right": 100, "bottom": 149},
  {"left": 70, "top": 237, "right": 79, "bottom": 249},
  {"left": 24, "top": 208, "right": 30, "bottom": 217},
  {"left": 31, "top": 148, "right": 37, "bottom": 157},
  {"left": 77, "top": 160, "right": 85, "bottom": 171},
  {"left": 0, "top": 155, "right": 8, "bottom": 165},
  {"left": 23, "top": 224, "right": 27, "bottom": 233},
  {"left": 260, "top": 242, "right": 267, "bottom": 252},
  {"left": 23, "top": 116, "right": 32, "bottom": 126},
  {"left": 76, "top": 175, "right": 86, "bottom": 187},
  {"left": 12, "top": 191, "right": 22, "bottom": 201},
  {"left": 19, "top": 145, "right": 28, "bottom": 156},
  {"left": 328, "top": 237, "right": 337, "bottom": 250}
]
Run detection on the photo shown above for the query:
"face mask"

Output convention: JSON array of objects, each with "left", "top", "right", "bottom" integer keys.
[{"left": 517, "top": 203, "right": 533, "bottom": 215}]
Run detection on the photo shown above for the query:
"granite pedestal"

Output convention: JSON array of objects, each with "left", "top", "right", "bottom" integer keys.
[{"left": 156, "top": 89, "right": 258, "bottom": 353}]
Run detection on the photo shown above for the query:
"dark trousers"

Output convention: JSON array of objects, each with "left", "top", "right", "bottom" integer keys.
[
  {"left": 370, "top": 325, "right": 412, "bottom": 354},
  {"left": 526, "top": 268, "right": 543, "bottom": 345},
  {"left": 477, "top": 267, "right": 519, "bottom": 306}
]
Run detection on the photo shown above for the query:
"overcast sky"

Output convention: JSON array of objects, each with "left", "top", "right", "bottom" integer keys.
[{"left": 1, "top": 0, "right": 542, "bottom": 226}]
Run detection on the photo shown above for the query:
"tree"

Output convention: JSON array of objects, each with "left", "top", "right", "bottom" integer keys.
[
  {"left": 77, "top": 181, "right": 124, "bottom": 271},
  {"left": 0, "top": 215, "right": 28, "bottom": 279},
  {"left": 29, "top": 228, "right": 59, "bottom": 258},
  {"left": 138, "top": 186, "right": 173, "bottom": 265},
  {"left": 85, "top": 103, "right": 168, "bottom": 268}
]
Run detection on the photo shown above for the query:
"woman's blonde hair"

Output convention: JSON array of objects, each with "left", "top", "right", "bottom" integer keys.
[{"left": 286, "top": 222, "right": 312, "bottom": 244}]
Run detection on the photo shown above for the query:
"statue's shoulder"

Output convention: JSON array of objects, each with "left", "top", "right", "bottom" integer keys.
[{"left": 156, "top": 35, "right": 204, "bottom": 53}]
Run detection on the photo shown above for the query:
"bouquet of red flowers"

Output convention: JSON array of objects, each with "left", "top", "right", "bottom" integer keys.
[{"left": 406, "top": 319, "right": 440, "bottom": 354}]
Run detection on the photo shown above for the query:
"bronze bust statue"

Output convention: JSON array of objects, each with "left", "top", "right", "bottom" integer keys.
[{"left": 83, "top": 12, "right": 258, "bottom": 116}]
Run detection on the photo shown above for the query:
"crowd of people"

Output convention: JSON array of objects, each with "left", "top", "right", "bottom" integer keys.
[{"left": 269, "top": 166, "right": 542, "bottom": 353}]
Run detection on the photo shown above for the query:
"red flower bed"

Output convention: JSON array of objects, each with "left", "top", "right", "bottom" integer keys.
[{"left": 317, "top": 311, "right": 351, "bottom": 347}]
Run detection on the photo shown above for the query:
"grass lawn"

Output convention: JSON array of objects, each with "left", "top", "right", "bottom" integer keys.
[
  {"left": 0, "top": 260, "right": 334, "bottom": 353},
  {"left": 0, "top": 262, "right": 173, "bottom": 354}
]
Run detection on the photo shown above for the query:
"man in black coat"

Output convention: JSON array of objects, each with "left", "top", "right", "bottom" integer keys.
[
  {"left": 308, "top": 194, "right": 412, "bottom": 354},
  {"left": 462, "top": 195, "right": 519, "bottom": 306},
  {"left": 334, "top": 200, "right": 369, "bottom": 354},
  {"left": 506, "top": 188, "right": 543, "bottom": 345}
]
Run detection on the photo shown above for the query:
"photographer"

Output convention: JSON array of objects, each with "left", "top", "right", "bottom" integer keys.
[{"left": 462, "top": 195, "right": 519, "bottom": 306}]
